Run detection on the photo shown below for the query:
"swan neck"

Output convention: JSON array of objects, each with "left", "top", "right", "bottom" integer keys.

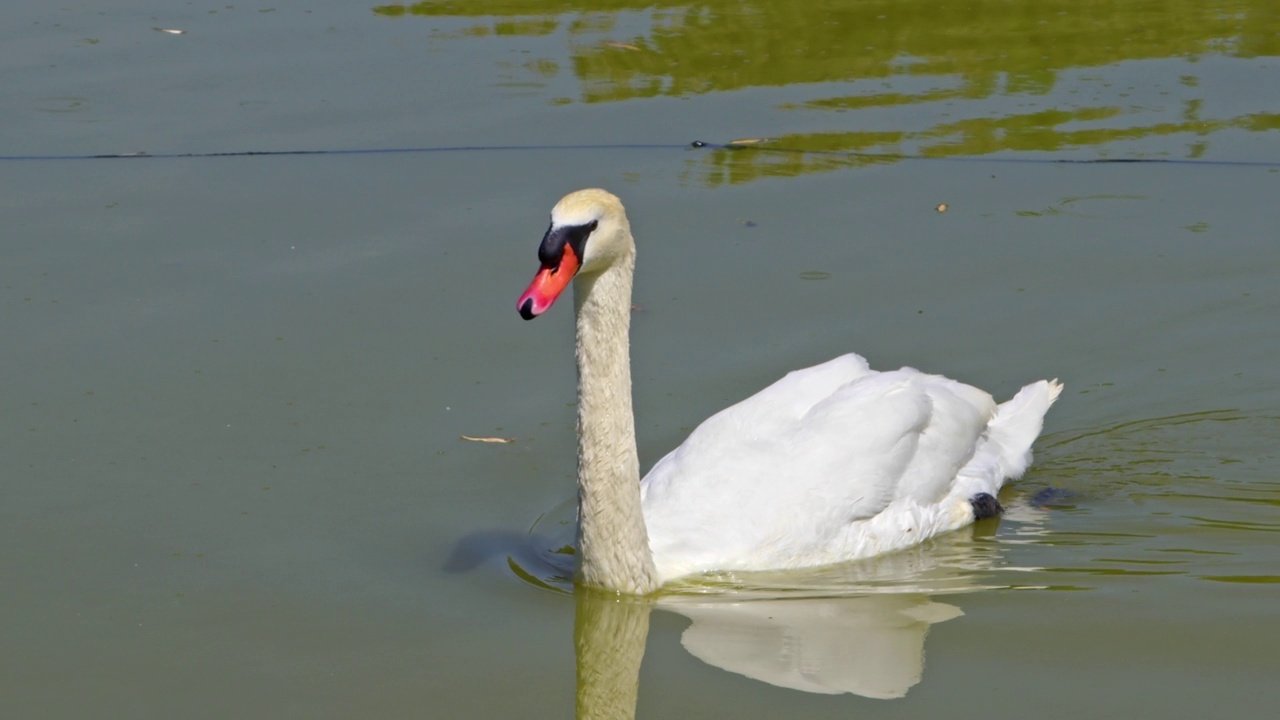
[{"left": 573, "top": 249, "right": 660, "bottom": 594}]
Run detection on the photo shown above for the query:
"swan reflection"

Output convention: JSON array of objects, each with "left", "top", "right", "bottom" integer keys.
[
  {"left": 665, "top": 593, "right": 961, "bottom": 698},
  {"left": 573, "top": 580, "right": 960, "bottom": 718},
  {"left": 569, "top": 510, "right": 1047, "bottom": 718}
]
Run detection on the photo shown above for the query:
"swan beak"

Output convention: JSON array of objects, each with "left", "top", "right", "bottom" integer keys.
[{"left": 517, "top": 244, "right": 580, "bottom": 320}]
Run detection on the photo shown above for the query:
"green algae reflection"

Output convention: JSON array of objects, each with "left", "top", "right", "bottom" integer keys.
[{"left": 375, "top": 0, "right": 1280, "bottom": 182}]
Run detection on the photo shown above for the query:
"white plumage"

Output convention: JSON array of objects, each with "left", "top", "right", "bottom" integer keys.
[{"left": 641, "top": 354, "right": 1062, "bottom": 581}]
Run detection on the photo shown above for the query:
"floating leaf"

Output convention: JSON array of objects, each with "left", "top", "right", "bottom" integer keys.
[{"left": 461, "top": 435, "right": 515, "bottom": 444}]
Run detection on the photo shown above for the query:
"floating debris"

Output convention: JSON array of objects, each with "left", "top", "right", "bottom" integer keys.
[
  {"left": 936, "top": 203, "right": 949, "bottom": 213},
  {"left": 461, "top": 435, "right": 515, "bottom": 444},
  {"left": 727, "top": 137, "right": 768, "bottom": 146},
  {"left": 603, "top": 41, "right": 641, "bottom": 51},
  {"left": 799, "top": 271, "right": 832, "bottom": 281},
  {"left": 154, "top": 28, "right": 186, "bottom": 35}
]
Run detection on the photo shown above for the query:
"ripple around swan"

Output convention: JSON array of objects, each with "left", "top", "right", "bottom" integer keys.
[
  {"left": 505, "top": 410, "right": 1280, "bottom": 709},
  {"left": 523, "top": 496, "right": 1072, "bottom": 703},
  {"left": 510, "top": 494, "right": 1058, "bottom": 600},
  {"left": 510, "top": 410, "right": 1280, "bottom": 594},
  {"left": 1004, "top": 409, "right": 1280, "bottom": 588}
]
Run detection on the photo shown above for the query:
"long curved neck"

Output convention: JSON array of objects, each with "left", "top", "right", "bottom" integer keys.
[{"left": 572, "top": 248, "right": 660, "bottom": 594}]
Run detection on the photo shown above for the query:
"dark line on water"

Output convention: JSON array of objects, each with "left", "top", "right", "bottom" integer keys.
[
  {"left": 704, "top": 143, "right": 1278, "bottom": 168},
  {"left": 0, "top": 143, "right": 682, "bottom": 161},
  {"left": 0, "top": 141, "right": 1275, "bottom": 167}
]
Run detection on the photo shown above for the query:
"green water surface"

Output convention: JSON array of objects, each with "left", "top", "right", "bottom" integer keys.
[{"left": 3, "top": 1, "right": 1278, "bottom": 718}]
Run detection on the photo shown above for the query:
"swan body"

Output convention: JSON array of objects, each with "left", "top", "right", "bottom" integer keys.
[{"left": 517, "top": 189, "right": 1061, "bottom": 594}]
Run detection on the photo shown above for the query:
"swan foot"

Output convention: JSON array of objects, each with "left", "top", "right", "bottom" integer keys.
[{"left": 969, "top": 493, "right": 1003, "bottom": 521}]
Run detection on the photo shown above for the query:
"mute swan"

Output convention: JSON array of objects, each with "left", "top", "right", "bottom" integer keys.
[{"left": 517, "top": 189, "right": 1061, "bottom": 595}]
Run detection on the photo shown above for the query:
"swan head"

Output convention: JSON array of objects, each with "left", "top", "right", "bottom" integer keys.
[{"left": 517, "top": 189, "right": 632, "bottom": 320}]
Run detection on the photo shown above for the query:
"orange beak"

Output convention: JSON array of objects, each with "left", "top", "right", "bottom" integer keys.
[{"left": 517, "top": 244, "right": 580, "bottom": 320}]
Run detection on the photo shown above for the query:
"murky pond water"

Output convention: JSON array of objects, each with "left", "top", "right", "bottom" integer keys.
[{"left": 4, "top": 1, "right": 1278, "bottom": 718}]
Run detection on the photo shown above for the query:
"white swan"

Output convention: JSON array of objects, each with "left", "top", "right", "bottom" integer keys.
[{"left": 517, "top": 189, "right": 1062, "bottom": 594}]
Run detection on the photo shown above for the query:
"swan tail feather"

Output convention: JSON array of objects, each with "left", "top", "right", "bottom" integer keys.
[
  {"left": 987, "top": 378, "right": 1063, "bottom": 480},
  {"left": 953, "top": 379, "right": 1061, "bottom": 501}
]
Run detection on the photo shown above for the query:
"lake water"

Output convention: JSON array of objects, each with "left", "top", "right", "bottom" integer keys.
[{"left": 3, "top": 1, "right": 1278, "bottom": 718}]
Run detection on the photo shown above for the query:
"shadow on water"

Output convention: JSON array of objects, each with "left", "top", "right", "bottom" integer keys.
[{"left": 443, "top": 529, "right": 539, "bottom": 572}]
